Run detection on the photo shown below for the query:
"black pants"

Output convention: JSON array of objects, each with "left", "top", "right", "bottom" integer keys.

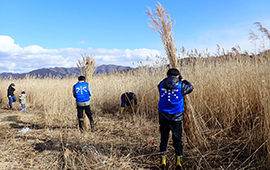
[
  {"left": 77, "top": 105, "right": 93, "bottom": 129},
  {"left": 159, "top": 111, "right": 183, "bottom": 156}
]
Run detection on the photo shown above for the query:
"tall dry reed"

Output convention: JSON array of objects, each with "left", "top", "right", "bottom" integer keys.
[
  {"left": 0, "top": 51, "right": 269, "bottom": 169},
  {"left": 0, "top": 8, "right": 269, "bottom": 170},
  {"left": 146, "top": 2, "right": 177, "bottom": 68}
]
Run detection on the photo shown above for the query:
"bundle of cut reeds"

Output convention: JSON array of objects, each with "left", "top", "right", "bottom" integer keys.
[
  {"left": 147, "top": 2, "right": 208, "bottom": 147},
  {"left": 147, "top": 2, "right": 177, "bottom": 68}
]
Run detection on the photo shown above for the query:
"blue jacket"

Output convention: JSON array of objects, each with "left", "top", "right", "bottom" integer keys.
[
  {"left": 73, "top": 81, "right": 93, "bottom": 106},
  {"left": 158, "top": 76, "right": 193, "bottom": 121}
]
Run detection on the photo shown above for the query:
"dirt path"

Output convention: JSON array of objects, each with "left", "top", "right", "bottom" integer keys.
[
  {"left": 0, "top": 107, "right": 160, "bottom": 169},
  {"left": 0, "top": 109, "right": 27, "bottom": 131},
  {"left": 0, "top": 108, "right": 39, "bottom": 132},
  {"left": 0, "top": 108, "right": 83, "bottom": 169}
]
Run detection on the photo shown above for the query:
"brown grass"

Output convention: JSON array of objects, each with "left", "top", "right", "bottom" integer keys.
[
  {"left": 0, "top": 52, "right": 269, "bottom": 169},
  {"left": 0, "top": 3, "right": 269, "bottom": 170}
]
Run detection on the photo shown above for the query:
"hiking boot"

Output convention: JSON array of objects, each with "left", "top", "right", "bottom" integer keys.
[
  {"left": 120, "top": 107, "right": 124, "bottom": 114},
  {"left": 176, "top": 156, "right": 183, "bottom": 170},
  {"left": 160, "top": 155, "right": 167, "bottom": 170}
]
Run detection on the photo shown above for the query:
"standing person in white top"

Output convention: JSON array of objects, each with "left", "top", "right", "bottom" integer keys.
[{"left": 19, "top": 91, "right": 27, "bottom": 112}]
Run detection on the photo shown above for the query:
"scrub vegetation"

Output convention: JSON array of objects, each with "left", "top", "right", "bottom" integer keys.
[{"left": 0, "top": 3, "right": 269, "bottom": 170}]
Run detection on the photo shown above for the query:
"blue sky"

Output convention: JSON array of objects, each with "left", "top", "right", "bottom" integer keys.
[{"left": 0, "top": 0, "right": 270, "bottom": 73}]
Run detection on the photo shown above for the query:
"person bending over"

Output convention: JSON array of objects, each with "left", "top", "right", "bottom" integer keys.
[{"left": 120, "top": 92, "right": 137, "bottom": 114}]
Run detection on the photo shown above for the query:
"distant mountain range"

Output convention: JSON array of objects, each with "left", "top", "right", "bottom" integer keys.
[{"left": 0, "top": 64, "right": 134, "bottom": 78}]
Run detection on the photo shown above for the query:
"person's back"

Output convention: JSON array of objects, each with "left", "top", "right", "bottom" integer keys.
[
  {"left": 158, "top": 68, "right": 193, "bottom": 169},
  {"left": 158, "top": 76, "right": 184, "bottom": 119},
  {"left": 73, "top": 75, "right": 94, "bottom": 132},
  {"left": 73, "top": 81, "right": 91, "bottom": 106}
]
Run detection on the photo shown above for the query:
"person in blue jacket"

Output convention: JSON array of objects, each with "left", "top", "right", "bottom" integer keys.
[
  {"left": 73, "top": 75, "right": 94, "bottom": 132},
  {"left": 7, "top": 83, "right": 16, "bottom": 109},
  {"left": 158, "top": 68, "right": 194, "bottom": 170}
]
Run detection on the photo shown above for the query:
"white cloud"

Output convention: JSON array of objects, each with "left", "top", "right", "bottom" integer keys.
[
  {"left": 0, "top": 35, "right": 22, "bottom": 54},
  {"left": 78, "top": 41, "right": 89, "bottom": 44},
  {"left": 0, "top": 61, "right": 17, "bottom": 72},
  {"left": 101, "top": 55, "right": 119, "bottom": 62},
  {"left": 0, "top": 35, "right": 161, "bottom": 73},
  {"left": 22, "top": 45, "right": 47, "bottom": 54}
]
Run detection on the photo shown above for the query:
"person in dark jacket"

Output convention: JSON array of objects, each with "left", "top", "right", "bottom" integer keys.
[
  {"left": 7, "top": 83, "right": 16, "bottom": 109},
  {"left": 120, "top": 92, "right": 137, "bottom": 114},
  {"left": 73, "top": 75, "right": 94, "bottom": 132},
  {"left": 158, "top": 68, "right": 194, "bottom": 170}
]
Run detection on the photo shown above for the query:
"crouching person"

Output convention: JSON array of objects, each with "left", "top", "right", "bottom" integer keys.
[
  {"left": 120, "top": 92, "right": 137, "bottom": 114},
  {"left": 73, "top": 75, "right": 94, "bottom": 132}
]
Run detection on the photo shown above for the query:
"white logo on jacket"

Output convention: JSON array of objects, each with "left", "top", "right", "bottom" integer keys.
[
  {"left": 161, "top": 88, "right": 179, "bottom": 101},
  {"left": 76, "top": 86, "right": 88, "bottom": 94}
]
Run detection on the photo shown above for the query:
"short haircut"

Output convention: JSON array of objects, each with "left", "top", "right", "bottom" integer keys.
[
  {"left": 167, "top": 68, "right": 180, "bottom": 76},
  {"left": 78, "top": 75, "right": 86, "bottom": 81}
]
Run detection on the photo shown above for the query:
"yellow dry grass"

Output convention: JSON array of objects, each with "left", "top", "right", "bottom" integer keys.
[
  {"left": 0, "top": 53, "right": 269, "bottom": 169},
  {"left": 0, "top": 3, "right": 269, "bottom": 169}
]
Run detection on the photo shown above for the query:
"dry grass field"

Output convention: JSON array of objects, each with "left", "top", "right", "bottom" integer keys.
[
  {"left": 0, "top": 50, "right": 269, "bottom": 169},
  {"left": 1, "top": 3, "right": 269, "bottom": 169}
]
